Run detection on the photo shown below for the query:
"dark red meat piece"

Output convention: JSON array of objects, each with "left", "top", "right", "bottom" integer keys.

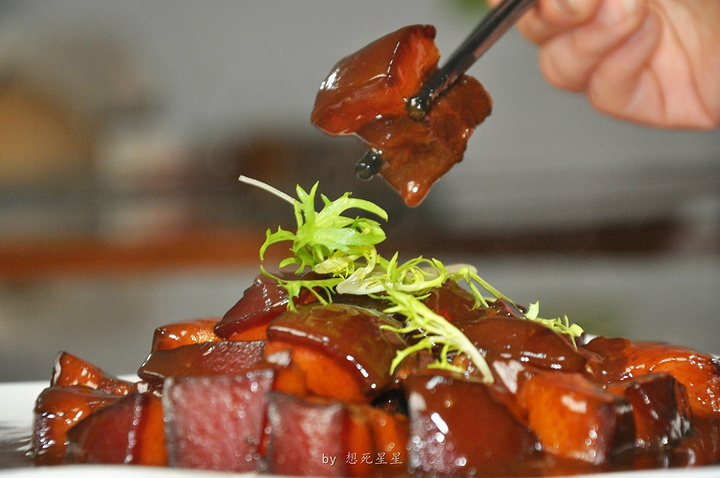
[
  {"left": 266, "top": 303, "right": 405, "bottom": 399},
  {"left": 606, "top": 373, "right": 692, "bottom": 449},
  {"left": 266, "top": 393, "right": 350, "bottom": 476},
  {"left": 163, "top": 370, "right": 276, "bottom": 472},
  {"left": 137, "top": 340, "right": 266, "bottom": 384},
  {"left": 51, "top": 351, "right": 136, "bottom": 395},
  {"left": 457, "top": 316, "right": 588, "bottom": 373},
  {"left": 422, "top": 281, "right": 523, "bottom": 324},
  {"left": 406, "top": 370, "right": 539, "bottom": 475},
  {"left": 356, "top": 76, "right": 491, "bottom": 206},
  {"left": 312, "top": 25, "right": 440, "bottom": 135},
  {"left": 64, "top": 390, "right": 166, "bottom": 465},
  {"left": 312, "top": 25, "right": 492, "bottom": 207},
  {"left": 151, "top": 318, "right": 220, "bottom": 351},
  {"left": 32, "top": 386, "right": 124, "bottom": 465},
  {"left": 214, "top": 272, "right": 317, "bottom": 340},
  {"left": 519, "top": 371, "right": 636, "bottom": 465},
  {"left": 584, "top": 336, "right": 720, "bottom": 417}
]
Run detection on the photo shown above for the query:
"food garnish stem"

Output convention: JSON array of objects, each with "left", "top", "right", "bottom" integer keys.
[{"left": 239, "top": 175, "right": 296, "bottom": 205}]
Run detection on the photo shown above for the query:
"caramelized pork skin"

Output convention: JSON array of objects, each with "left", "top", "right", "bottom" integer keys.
[{"left": 213, "top": 272, "right": 317, "bottom": 341}]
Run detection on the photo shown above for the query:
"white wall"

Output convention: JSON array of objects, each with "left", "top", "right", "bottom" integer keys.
[{"left": 2, "top": 1, "right": 717, "bottom": 226}]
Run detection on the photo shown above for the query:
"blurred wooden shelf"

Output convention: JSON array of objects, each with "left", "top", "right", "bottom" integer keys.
[
  {"left": 0, "top": 228, "right": 269, "bottom": 281},
  {"left": 1, "top": 217, "right": 712, "bottom": 283}
]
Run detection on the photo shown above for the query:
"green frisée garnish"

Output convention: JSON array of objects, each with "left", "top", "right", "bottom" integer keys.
[
  {"left": 525, "top": 302, "right": 584, "bottom": 347},
  {"left": 241, "top": 175, "right": 387, "bottom": 308},
  {"left": 262, "top": 267, "right": 344, "bottom": 307},
  {"left": 380, "top": 287, "right": 494, "bottom": 382},
  {"left": 240, "top": 176, "right": 584, "bottom": 382},
  {"left": 254, "top": 179, "right": 387, "bottom": 274}
]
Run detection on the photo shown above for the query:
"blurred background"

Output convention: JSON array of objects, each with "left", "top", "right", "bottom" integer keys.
[{"left": 0, "top": 1, "right": 718, "bottom": 382}]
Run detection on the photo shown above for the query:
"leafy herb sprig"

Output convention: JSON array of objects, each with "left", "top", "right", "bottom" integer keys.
[
  {"left": 240, "top": 176, "right": 584, "bottom": 382},
  {"left": 380, "top": 288, "right": 495, "bottom": 383}
]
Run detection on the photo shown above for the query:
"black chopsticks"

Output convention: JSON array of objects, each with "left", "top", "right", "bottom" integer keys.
[
  {"left": 406, "top": 0, "right": 539, "bottom": 120},
  {"left": 356, "top": 0, "right": 538, "bottom": 180}
]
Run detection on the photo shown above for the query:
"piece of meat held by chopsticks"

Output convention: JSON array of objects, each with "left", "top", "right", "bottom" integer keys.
[
  {"left": 311, "top": 1, "right": 538, "bottom": 206},
  {"left": 311, "top": 24, "right": 491, "bottom": 207}
]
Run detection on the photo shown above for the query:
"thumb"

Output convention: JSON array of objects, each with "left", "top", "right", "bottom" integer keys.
[{"left": 506, "top": 0, "right": 604, "bottom": 44}]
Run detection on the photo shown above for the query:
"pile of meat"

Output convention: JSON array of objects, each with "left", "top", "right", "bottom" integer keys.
[{"left": 32, "top": 273, "right": 720, "bottom": 476}]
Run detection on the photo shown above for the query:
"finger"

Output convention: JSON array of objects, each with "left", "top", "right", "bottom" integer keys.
[
  {"left": 515, "top": 0, "right": 603, "bottom": 44},
  {"left": 537, "top": 0, "right": 650, "bottom": 92},
  {"left": 588, "top": 7, "right": 714, "bottom": 129}
]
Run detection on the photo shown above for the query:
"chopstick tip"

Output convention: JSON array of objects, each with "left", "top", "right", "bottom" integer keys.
[
  {"left": 407, "top": 94, "right": 429, "bottom": 120},
  {"left": 355, "top": 150, "right": 384, "bottom": 180}
]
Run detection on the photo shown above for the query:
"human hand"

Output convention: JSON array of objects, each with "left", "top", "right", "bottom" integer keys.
[{"left": 488, "top": 0, "right": 720, "bottom": 130}]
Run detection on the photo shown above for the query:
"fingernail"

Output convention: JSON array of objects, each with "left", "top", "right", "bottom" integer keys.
[
  {"left": 554, "top": 0, "right": 578, "bottom": 15},
  {"left": 598, "top": 0, "right": 636, "bottom": 26}
]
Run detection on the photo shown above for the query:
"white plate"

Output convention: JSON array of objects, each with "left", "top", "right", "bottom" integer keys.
[
  {"left": 1, "top": 381, "right": 719, "bottom": 477},
  {"left": 4, "top": 467, "right": 720, "bottom": 478}
]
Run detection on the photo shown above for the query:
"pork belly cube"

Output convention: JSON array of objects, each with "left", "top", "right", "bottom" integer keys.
[
  {"left": 150, "top": 318, "right": 220, "bottom": 351},
  {"left": 354, "top": 404, "right": 410, "bottom": 477},
  {"left": 584, "top": 337, "right": 720, "bottom": 417},
  {"left": 519, "top": 371, "right": 635, "bottom": 465},
  {"left": 265, "top": 303, "right": 404, "bottom": 403},
  {"left": 64, "top": 389, "right": 166, "bottom": 465},
  {"left": 635, "top": 344, "right": 720, "bottom": 418},
  {"left": 162, "top": 370, "right": 276, "bottom": 472},
  {"left": 311, "top": 25, "right": 440, "bottom": 135},
  {"left": 51, "top": 352, "right": 136, "bottom": 395},
  {"left": 457, "top": 316, "right": 587, "bottom": 373},
  {"left": 214, "top": 272, "right": 317, "bottom": 341},
  {"left": 266, "top": 392, "right": 350, "bottom": 477},
  {"left": 137, "top": 340, "right": 265, "bottom": 384},
  {"left": 264, "top": 392, "right": 410, "bottom": 477},
  {"left": 406, "top": 371, "right": 539, "bottom": 476},
  {"left": 606, "top": 373, "right": 692, "bottom": 449},
  {"left": 669, "top": 412, "right": 720, "bottom": 467},
  {"left": 32, "top": 386, "right": 123, "bottom": 465}
]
